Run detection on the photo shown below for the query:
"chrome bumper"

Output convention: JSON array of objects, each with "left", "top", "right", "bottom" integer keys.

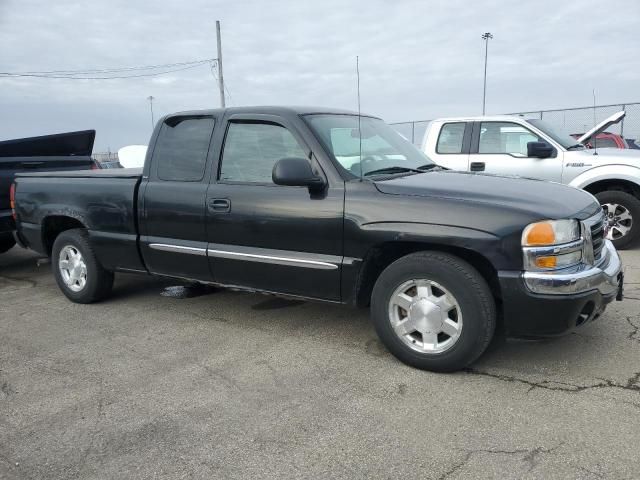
[{"left": 523, "top": 240, "right": 622, "bottom": 296}]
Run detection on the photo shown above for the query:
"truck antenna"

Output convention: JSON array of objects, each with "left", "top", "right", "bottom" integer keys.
[
  {"left": 592, "top": 89, "right": 598, "bottom": 156},
  {"left": 356, "top": 56, "right": 363, "bottom": 182}
]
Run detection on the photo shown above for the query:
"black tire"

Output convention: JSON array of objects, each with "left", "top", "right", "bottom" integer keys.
[
  {"left": 0, "top": 233, "right": 16, "bottom": 254},
  {"left": 371, "top": 251, "right": 496, "bottom": 372},
  {"left": 51, "top": 228, "right": 114, "bottom": 303},
  {"left": 595, "top": 190, "right": 640, "bottom": 250}
]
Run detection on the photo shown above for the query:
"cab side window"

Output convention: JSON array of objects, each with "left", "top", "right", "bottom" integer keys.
[
  {"left": 436, "top": 122, "right": 466, "bottom": 154},
  {"left": 155, "top": 116, "right": 215, "bottom": 181},
  {"left": 479, "top": 122, "right": 540, "bottom": 156},
  {"left": 219, "top": 122, "right": 307, "bottom": 183}
]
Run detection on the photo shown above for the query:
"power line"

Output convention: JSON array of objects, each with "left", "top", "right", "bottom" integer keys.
[
  {"left": 0, "top": 58, "right": 216, "bottom": 80},
  {"left": 209, "top": 61, "right": 234, "bottom": 105}
]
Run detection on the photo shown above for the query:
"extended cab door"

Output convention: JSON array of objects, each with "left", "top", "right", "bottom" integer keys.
[
  {"left": 468, "top": 121, "right": 562, "bottom": 182},
  {"left": 205, "top": 113, "right": 344, "bottom": 301},
  {"left": 423, "top": 121, "right": 471, "bottom": 170},
  {"left": 139, "top": 115, "right": 216, "bottom": 281}
]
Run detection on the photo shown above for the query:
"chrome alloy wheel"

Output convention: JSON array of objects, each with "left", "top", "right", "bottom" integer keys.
[
  {"left": 388, "top": 279, "right": 463, "bottom": 354},
  {"left": 602, "top": 203, "right": 633, "bottom": 241},
  {"left": 59, "top": 245, "right": 88, "bottom": 292}
]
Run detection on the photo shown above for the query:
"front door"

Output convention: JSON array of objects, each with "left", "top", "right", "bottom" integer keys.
[
  {"left": 205, "top": 114, "right": 344, "bottom": 301},
  {"left": 470, "top": 121, "right": 562, "bottom": 182}
]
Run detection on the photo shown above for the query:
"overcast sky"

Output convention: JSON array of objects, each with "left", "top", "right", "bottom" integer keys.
[{"left": 1, "top": 0, "right": 639, "bottom": 151}]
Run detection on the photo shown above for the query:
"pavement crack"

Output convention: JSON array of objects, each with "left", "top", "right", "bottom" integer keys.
[
  {"left": 464, "top": 368, "right": 640, "bottom": 397},
  {"left": 437, "top": 451, "right": 473, "bottom": 480},
  {"left": 438, "top": 444, "right": 561, "bottom": 479},
  {"left": 575, "top": 465, "right": 606, "bottom": 479},
  {"left": 627, "top": 316, "right": 639, "bottom": 343}
]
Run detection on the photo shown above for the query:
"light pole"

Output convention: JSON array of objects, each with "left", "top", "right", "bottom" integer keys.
[
  {"left": 481, "top": 32, "right": 493, "bottom": 115},
  {"left": 216, "top": 20, "right": 225, "bottom": 108},
  {"left": 147, "top": 95, "right": 155, "bottom": 130}
]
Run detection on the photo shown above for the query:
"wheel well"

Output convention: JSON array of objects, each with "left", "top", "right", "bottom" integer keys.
[
  {"left": 354, "top": 242, "right": 501, "bottom": 308},
  {"left": 583, "top": 179, "right": 640, "bottom": 198},
  {"left": 42, "top": 216, "right": 86, "bottom": 255}
]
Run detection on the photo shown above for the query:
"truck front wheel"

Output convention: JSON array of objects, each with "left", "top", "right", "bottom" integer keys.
[
  {"left": 52, "top": 229, "right": 114, "bottom": 303},
  {"left": 371, "top": 252, "right": 496, "bottom": 372},
  {"left": 596, "top": 190, "right": 640, "bottom": 250}
]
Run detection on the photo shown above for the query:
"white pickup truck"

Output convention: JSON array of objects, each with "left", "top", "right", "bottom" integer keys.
[{"left": 421, "top": 111, "right": 640, "bottom": 249}]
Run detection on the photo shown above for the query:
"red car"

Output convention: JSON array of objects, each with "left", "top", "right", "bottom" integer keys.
[
  {"left": 571, "top": 110, "right": 631, "bottom": 149},
  {"left": 570, "top": 131, "right": 628, "bottom": 149}
]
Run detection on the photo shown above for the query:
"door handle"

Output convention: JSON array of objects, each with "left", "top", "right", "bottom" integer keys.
[
  {"left": 470, "top": 162, "right": 485, "bottom": 172},
  {"left": 21, "top": 161, "right": 45, "bottom": 168},
  {"left": 208, "top": 198, "right": 231, "bottom": 213}
]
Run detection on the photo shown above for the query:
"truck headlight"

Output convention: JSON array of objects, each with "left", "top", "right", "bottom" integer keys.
[
  {"left": 522, "top": 220, "right": 583, "bottom": 271},
  {"left": 522, "top": 219, "right": 580, "bottom": 246}
]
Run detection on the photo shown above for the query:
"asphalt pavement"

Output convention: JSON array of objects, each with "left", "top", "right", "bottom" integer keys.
[{"left": 1, "top": 246, "right": 639, "bottom": 479}]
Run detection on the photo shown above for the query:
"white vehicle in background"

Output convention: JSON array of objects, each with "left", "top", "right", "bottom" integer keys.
[
  {"left": 422, "top": 111, "right": 640, "bottom": 249},
  {"left": 118, "top": 144, "right": 148, "bottom": 168}
]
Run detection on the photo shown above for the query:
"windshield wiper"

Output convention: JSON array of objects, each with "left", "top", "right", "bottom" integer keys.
[
  {"left": 417, "top": 163, "right": 445, "bottom": 171},
  {"left": 566, "top": 143, "right": 584, "bottom": 150},
  {"left": 363, "top": 166, "right": 422, "bottom": 177}
]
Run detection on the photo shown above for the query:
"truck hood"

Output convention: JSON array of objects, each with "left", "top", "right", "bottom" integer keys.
[
  {"left": 567, "top": 147, "right": 640, "bottom": 165},
  {"left": 577, "top": 110, "right": 625, "bottom": 144},
  {"left": 374, "top": 170, "right": 599, "bottom": 220}
]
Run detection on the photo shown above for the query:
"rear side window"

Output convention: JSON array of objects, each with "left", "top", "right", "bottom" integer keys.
[
  {"left": 436, "top": 123, "right": 466, "bottom": 154},
  {"left": 219, "top": 122, "right": 307, "bottom": 183},
  {"left": 155, "top": 117, "right": 215, "bottom": 181}
]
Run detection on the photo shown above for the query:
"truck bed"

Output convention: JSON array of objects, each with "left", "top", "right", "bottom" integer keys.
[
  {"left": 14, "top": 169, "right": 145, "bottom": 271},
  {"left": 16, "top": 167, "right": 142, "bottom": 178}
]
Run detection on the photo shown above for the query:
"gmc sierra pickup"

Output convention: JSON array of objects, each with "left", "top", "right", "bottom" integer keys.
[
  {"left": 0, "top": 130, "right": 96, "bottom": 253},
  {"left": 13, "top": 107, "right": 624, "bottom": 371}
]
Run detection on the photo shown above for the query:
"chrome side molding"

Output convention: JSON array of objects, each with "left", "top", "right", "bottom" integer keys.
[
  {"left": 207, "top": 248, "right": 338, "bottom": 270},
  {"left": 148, "top": 241, "right": 345, "bottom": 270},
  {"left": 149, "top": 243, "right": 207, "bottom": 256}
]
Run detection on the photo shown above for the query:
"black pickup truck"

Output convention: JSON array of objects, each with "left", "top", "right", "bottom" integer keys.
[
  {"left": 13, "top": 107, "right": 624, "bottom": 371},
  {"left": 0, "top": 130, "right": 96, "bottom": 253}
]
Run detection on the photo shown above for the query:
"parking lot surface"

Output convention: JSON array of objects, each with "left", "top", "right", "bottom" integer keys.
[{"left": 1, "top": 246, "right": 640, "bottom": 479}]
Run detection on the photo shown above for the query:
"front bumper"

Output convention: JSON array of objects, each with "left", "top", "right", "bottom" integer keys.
[
  {"left": 499, "top": 240, "right": 623, "bottom": 337},
  {"left": 522, "top": 240, "right": 621, "bottom": 297}
]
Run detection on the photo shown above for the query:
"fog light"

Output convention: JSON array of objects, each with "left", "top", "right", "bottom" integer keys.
[
  {"left": 534, "top": 251, "right": 582, "bottom": 269},
  {"left": 535, "top": 256, "right": 557, "bottom": 268}
]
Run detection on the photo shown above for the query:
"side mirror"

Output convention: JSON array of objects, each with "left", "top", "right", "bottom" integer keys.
[
  {"left": 527, "top": 141, "right": 554, "bottom": 159},
  {"left": 272, "top": 157, "right": 326, "bottom": 191}
]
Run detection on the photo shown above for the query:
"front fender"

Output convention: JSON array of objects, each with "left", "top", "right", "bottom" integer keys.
[
  {"left": 358, "top": 221, "right": 514, "bottom": 268},
  {"left": 568, "top": 165, "right": 640, "bottom": 190}
]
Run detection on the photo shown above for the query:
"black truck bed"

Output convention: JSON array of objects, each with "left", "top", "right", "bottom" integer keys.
[{"left": 16, "top": 168, "right": 142, "bottom": 179}]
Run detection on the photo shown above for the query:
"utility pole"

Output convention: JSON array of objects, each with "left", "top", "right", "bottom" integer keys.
[
  {"left": 481, "top": 32, "right": 493, "bottom": 115},
  {"left": 216, "top": 20, "right": 225, "bottom": 108},
  {"left": 147, "top": 95, "right": 155, "bottom": 130}
]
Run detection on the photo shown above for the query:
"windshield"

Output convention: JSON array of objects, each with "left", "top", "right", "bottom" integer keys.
[
  {"left": 304, "top": 114, "right": 434, "bottom": 176},
  {"left": 526, "top": 119, "right": 582, "bottom": 149}
]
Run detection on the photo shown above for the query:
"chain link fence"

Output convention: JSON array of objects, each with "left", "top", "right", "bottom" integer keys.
[
  {"left": 92, "top": 152, "right": 119, "bottom": 162},
  {"left": 390, "top": 102, "right": 640, "bottom": 147}
]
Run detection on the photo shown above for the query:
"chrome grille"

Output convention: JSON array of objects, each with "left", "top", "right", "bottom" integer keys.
[{"left": 584, "top": 211, "right": 606, "bottom": 262}]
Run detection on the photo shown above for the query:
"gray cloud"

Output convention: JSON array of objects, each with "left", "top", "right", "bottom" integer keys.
[{"left": 1, "top": 0, "right": 639, "bottom": 150}]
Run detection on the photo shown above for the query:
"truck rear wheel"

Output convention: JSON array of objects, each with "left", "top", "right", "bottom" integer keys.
[
  {"left": 596, "top": 190, "right": 640, "bottom": 250},
  {"left": 0, "top": 233, "right": 16, "bottom": 254},
  {"left": 371, "top": 251, "right": 496, "bottom": 372},
  {"left": 52, "top": 229, "right": 114, "bottom": 303}
]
